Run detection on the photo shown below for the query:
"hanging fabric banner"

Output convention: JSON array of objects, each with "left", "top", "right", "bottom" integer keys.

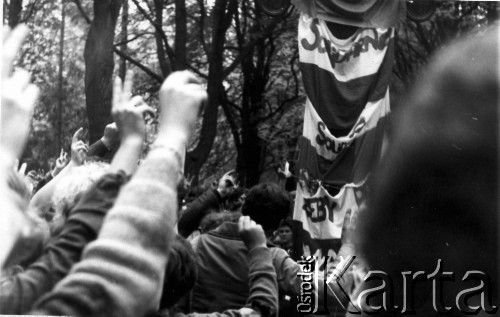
[{"left": 292, "top": 6, "right": 400, "bottom": 271}]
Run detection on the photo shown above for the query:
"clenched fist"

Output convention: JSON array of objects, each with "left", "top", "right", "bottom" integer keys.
[
  {"left": 239, "top": 216, "right": 267, "bottom": 251},
  {"left": 157, "top": 71, "right": 207, "bottom": 144}
]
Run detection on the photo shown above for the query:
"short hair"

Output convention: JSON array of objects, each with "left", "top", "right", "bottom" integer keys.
[
  {"left": 278, "top": 217, "right": 293, "bottom": 230},
  {"left": 50, "top": 161, "right": 109, "bottom": 235},
  {"left": 199, "top": 210, "right": 242, "bottom": 233},
  {"left": 241, "top": 183, "right": 291, "bottom": 232}
]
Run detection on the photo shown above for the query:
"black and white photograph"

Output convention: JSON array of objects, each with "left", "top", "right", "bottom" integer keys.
[{"left": 0, "top": 0, "right": 499, "bottom": 316}]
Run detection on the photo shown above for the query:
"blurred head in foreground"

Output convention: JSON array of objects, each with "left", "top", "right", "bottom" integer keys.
[{"left": 356, "top": 26, "right": 499, "bottom": 314}]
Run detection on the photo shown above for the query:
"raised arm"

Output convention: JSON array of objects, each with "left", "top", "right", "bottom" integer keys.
[
  {"left": 178, "top": 170, "right": 238, "bottom": 237},
  {"left": 87, "top": 123, "right": 120, "bottom": 159},
  {"left": 238, "top": 216, "right": 279, "bottom": 317},
  {"left": 31, "top": 71, "right": 207, "bottom": 317},
  {"left": 108, "top": 70, "right": 154, "bottom": 175},
  {"left": 0, "top": 172, "right": 128, "bottom": 314},
  {"left": 29, "top": 127, "right": 87, "bottom": 217},
  {"left": 0, "top": 24, "right": 40, "bottom": 270}
]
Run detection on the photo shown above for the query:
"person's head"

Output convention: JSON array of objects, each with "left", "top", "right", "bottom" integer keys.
[
  {"left": 199, "top": 210, "right": 242, "bottom": 233},
  {"left": 159, "top": 235, "right": 198, "bottom": 309},
  {"left": 277, "top": 218, "right": 293, "bottom": 247},
  {"left": 50, "top": 161, "right": 109, "bottom": 236},
  {"left": 356, "top": 26, "right": 498, "bottom": 311},
  {"left": 241, "top": 183, "right": 291, "bottom": 233}
]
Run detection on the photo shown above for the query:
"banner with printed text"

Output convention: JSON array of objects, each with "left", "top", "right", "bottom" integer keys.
[{"left": 292, "top": 10, "right": 397, "bottom": 271}]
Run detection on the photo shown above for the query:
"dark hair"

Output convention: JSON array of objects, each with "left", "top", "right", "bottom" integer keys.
[
  {"left": 159, "top": 235, "right": 198, "bottom": 309},
  {"left": 199, "top": 211, "right": 242, "bottom": 233},
  {"left": 241, "top": 183, "right": 291, "bottom": 232},
  {"left": 278, "top": 217, "right": 293, "bottom": 230}
]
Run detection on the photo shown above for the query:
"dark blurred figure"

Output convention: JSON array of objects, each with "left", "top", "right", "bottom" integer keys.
[{"left": 351, "top": 26, "right": 499, "bottom": 316}]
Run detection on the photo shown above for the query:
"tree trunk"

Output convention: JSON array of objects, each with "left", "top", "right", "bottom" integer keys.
[
  {"left": 118, "top": 0, "right": 128, "bottom": 80},
  {"left": 238, "top": 45, "right": 266, "bottom": 187},
  {"left": 235, "top": 6, "right": 271, "bottom": 187},
  {"left": 153, "top": 0, "right": 171, "bottom": 77},
  {"left": 57, "top": 0, "right": 65, "bottom": 151},
  {"left": 184, "top": 0, "right": 237, "bottom": 184},
  {"left": 174, "top": 0, "right": 187, "bottom": 70},
  {"left": 8, "top": 0, "right": 23, "bottom": 27},
  {"left": 84, "top": 0, "right": 124, "bottom": 143}
]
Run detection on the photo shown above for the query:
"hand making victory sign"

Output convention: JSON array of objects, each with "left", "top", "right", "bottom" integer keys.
[{"left": 112, "top": 70, "right": 155, "bottom": 143}]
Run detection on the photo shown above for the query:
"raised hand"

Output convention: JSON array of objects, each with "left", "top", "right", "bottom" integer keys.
[
  {"left": 156, "top": 71, "right": 207, "bottom": 144},
  {"left": 52, "top": 149, "right": 69, "bottom": 176},
  {"left": 239, "top": 216, "right": 267, "bottom": 251},
  {"left": 217, "top": 170, "right": 238, "bottom": 198},
  {"left": 8, "top": 160, "right": 33, "bottom": 205},
  {"left": 101, "top": 122, "right": 120, "bottom": 150},
  {"left": 71, "top": 127, "right": 88, "bottom": 166},
  {"left": 112, "top": 70, "right": 154, "bottom": 143},
  {"left": 1, "top": 25, "right": 40, "bottom": 161},
  {"left": 278, "top": 161, "right": 292, "bottom": 179},
  {"left": 341, "top": 207, "right": 357, "bottom": 246}
]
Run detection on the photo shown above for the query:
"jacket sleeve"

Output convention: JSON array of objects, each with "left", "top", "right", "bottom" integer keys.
[
  {"left": 30, "top": 149, "right": 179, "bottom": 317},
  {"left": 271, "top": 247, "right": 301, "bottom": 297},
  {"left": 87, "top": 139, "right": 116, "bottom": 162},
  {"left": 0, "top": 172, "right": 128, "bottom": 315},
  {"left": 175, "top": 246, "right": 279, "bottom": 317},
  {"left": 177, "top": 189, "right": 222, "bottom": 238}
]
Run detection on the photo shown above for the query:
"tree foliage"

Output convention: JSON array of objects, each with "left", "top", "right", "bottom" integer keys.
[{"left": 5, "top": 0, "right": 498, "bottom": 186}]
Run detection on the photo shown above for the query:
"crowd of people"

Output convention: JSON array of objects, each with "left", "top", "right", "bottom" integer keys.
[{"left": 0, "top": 21, "right": 498, "bottom": 317}]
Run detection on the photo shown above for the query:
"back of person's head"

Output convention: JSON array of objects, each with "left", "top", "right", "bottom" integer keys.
[
  {"left": 159, "top": 235, "right": 198, "bottom": 309},
  {"left": 356, "top": 26, "right": 498, "bottom": 313},
  {"left": 199, "top": 210, "right": 242, "bottom": 233},
  {"left": 50, "top": 161, "right": 109, "bottom": 235},
  {"left": 242, "top": 182, "right": 291, "bottom": 232}
]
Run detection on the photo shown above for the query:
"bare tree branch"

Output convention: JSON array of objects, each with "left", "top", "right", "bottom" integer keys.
[
  {"left": 221, "top": 93, "right": 242, "bottom": 150},
  {"left": 21, "top": 0, "right": 43, "bottom": 22},
  {"left": 113, "top": 48, "right": 164, "bottom": 83},
  {"left": 131, "top": 0, "right": 175, "bottom": 64},
  {"left": 196, "top": 0, "right": 210, "bottom": 56},
  {"left": 71, "top": 0, "right": 91, "bottom": 24},
  {"left": 114, "top": 32, "right": 154, "bottom": 46}
]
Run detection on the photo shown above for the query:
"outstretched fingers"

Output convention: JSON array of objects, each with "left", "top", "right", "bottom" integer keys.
[
  {"left": 72, "top": 127, "right": 84, "bottom": 144},
  {"left": 112, "top": 76, "right": 123, "bottom": 112},
  {"left": 2, "top": 25, "right": 29, "bottom": 79},
  {"left": 122, "top": 70, "right": 134, "bottom": 103}
]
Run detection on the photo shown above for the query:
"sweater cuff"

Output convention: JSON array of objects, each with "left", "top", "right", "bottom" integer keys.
[{"left": 247, "top": 246, "right": 278, "bottom": 317}]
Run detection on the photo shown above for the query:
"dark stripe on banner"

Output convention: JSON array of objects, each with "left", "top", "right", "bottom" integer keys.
[
  {"left": 313, "top": 0, "right": 403, "bottom": 28},
  {"left": 297, "top": 136, "right": 354, "bottom": 197},
  {"left": 291, "top": 219, "right": 342, "bottom": 270},
  {"left": 296, "top": 112, "right": 389, "bottom": 195},
  {"left": 300, "top": 39, "right": 394, "bottom": 136}
]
